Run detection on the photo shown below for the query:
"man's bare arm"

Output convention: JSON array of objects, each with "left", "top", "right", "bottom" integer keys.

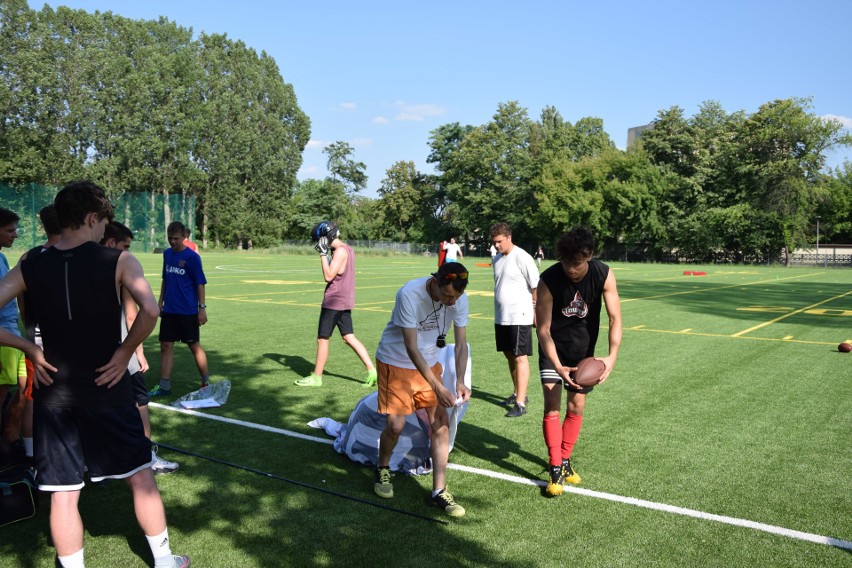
[{"left": 95, "top": 252, "right": 158, "bottom": 387}]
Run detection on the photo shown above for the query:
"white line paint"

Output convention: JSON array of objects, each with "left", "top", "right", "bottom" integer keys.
[{"left": 150, "top": 403, "right": 852, "bottom": 551}]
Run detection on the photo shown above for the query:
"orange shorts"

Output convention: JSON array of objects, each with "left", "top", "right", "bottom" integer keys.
[
  {"left": 24, "top": 358, "right": 34, "bottom": 400},
  {"left": 377, "top": 360, "right": 443, "bottom": 415}
]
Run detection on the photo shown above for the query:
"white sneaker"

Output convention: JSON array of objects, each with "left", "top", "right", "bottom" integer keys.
[{"left": 151, "top": 453, "right": 179, "bottom": 475}]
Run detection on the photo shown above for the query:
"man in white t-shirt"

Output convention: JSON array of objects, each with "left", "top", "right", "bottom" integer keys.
[
  {"left": 372, "top": 262, "right": 471, "bottom": 517},
  {"left": 490, "top": 223, "right": 539, "bottom": 417},
  {"left": 442, "top": 238, "right": 463, "bottom": 263}
]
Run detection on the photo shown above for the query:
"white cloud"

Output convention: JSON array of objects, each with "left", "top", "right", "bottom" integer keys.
[
  {"left": 822, "top": 114, "right": 852, "bottom": 129},
  {"left": 372, "top": 115, "right": 390, "bottom": 125},
  {"left": 338, "top": 102, "right": 357, "bottom": 111},
  {"left": 393, "top": 101, "right": 447, "bottom": 122},
  {"left": 305, "top": 139, "right": 327, "bottom": 150}
]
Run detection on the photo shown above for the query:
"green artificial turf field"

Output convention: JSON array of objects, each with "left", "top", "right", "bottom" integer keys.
[{"left": 2, "top": 251, "right": 850, "bottom": 567}]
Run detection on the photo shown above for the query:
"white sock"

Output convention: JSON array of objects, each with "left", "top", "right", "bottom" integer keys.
[
  {"left": 431, "top": 488, "right": 445, "bottom": 498},
  {"left": 146, "top": 528, "right": 173, "bottom": 567},
  {"left": 23, "top": 437, "right": 33, "bottom": 457},
  {"left": 58, "top": 548, "right": 85, "bottom": 568}
]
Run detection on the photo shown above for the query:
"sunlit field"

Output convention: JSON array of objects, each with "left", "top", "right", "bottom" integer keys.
[{"left": 2, "top": 251, "right": 850, "bottom": 567}]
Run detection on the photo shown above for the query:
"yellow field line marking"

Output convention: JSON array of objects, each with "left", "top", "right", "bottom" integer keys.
[
  {"left": 623, "top": 326, "right": 836, "bottom": 346},
  {"left": 733, "top": 289, "right": 852, "bottom": 337},
  {"left": 621, "top": 272, "right": 825, "bottom": 303}
]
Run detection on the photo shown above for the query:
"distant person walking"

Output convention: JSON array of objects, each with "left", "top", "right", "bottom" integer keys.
[{"left": 534, "top": 245, "right": 545, "bottom": 268}]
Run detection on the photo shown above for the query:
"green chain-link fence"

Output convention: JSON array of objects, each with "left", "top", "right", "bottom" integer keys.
[{"left": 1, "top": 182, "right": 196, "bottom": 253}]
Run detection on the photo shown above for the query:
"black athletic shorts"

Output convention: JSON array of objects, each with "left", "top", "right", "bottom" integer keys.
[
  {"left": 130, "top": 371, "right": 150, "bottom": 406},
  {"left": 539, "top": 355, "right": 595, "bottom": 394},
  {"left": 317, "top": 307, "right": 354, "bottom": 338},
  {"left": 33, "top": 403, "right": 154, "bottom": 491},
  {"left": 159, "top": 312, "right": 200, "bottom": 343},
  {"left": 495, "top": 324, "right": 534, "bottom": 356}
]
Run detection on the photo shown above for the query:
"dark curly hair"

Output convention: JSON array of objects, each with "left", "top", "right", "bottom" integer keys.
[{"left": 555, "top": 227, "right": 595, "bottom": 263}]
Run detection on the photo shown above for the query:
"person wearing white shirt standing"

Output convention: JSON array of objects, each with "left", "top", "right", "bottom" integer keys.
[
  {"left": 442, "top": 237, "right": 463, "bottom": 263},
  {"left": 490, "top": 223, "right": 539, "bottom": 417}
]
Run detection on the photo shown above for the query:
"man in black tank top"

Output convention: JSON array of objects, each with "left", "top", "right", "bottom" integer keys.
[
  {"left": 0, "top": 181, "right": 190, "bottom": 568},
  {"left": 535, "top": 227, "right": 622, "bottom": 497}
]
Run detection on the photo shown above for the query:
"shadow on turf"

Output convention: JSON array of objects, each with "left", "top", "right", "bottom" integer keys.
[
  {"left": 471, "top": 388, "right": 517, "bottom": 409},
  {"left": 453, "top": 421, "right": 547, "bottom": 481},
  {"left": 263, "top": 352, "right": 366, "bottom": 384}
]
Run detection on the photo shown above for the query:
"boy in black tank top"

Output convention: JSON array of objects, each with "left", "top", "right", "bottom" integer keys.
[
  {"left": 0, "top": 181, "right": 190, "bottom": 568},
  {"left": 535, "top": 227, "right": 622, "bottom": 497}
]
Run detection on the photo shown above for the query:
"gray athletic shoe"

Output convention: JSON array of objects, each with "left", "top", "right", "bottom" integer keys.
[{"left": 151, "top": 453, "right": 179, "bottom": 475}]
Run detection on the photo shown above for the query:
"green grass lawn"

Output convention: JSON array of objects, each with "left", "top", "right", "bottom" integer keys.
[{"left": 2, "top": 251, "right": 850, "bottom": 567}]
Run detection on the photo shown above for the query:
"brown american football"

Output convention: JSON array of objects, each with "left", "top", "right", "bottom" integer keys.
[{"left": 571, "top": 357, "right": 606, "bottom": 387}]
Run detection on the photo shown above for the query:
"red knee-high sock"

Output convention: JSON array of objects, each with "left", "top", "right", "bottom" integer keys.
[
  {"left": 543, "top": 414, "right": 562, "bottom": 466},
  {"left": 561, "top": 413, "right": 583, "bottom": 459}
]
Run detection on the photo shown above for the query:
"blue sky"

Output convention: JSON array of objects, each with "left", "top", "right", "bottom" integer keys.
[{"left": 42, "top": 1, "right": 852, "bottom": 197}]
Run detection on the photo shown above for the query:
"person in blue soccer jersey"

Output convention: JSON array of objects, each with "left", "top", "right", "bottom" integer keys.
[{"left": 149, "top": 222, "right": 209, "bottom": 398}]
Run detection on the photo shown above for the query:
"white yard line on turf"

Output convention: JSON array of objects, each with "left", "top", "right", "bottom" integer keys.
[{"left": 151, "top": 402, "right": 852, "bottom": 552}]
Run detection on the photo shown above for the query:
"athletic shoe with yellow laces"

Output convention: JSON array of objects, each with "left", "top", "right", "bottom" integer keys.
[
  {"left": 430, "top": 489, "right": 465, "bottom": 517},
  {"left": 374, "top": 467, "right": 393, "bottom": 498}
]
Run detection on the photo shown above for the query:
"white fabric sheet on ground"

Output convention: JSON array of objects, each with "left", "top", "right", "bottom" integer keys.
[{"left": 308, "top": 344, "right": 472, "bottom": 475}]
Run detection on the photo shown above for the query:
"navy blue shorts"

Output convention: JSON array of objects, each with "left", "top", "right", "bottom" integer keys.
[
  {"left": 317, "top": 307, "right": 354, "bottom": 338},
  {"left": 33, "top": 403, "right": 153, "bottom": 491},
  {"left": 159, "top": 312, "right": 200, "bottom": 343}
]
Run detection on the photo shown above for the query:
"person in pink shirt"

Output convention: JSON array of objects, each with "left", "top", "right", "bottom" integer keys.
[{"left": 296, "top": 221, "right": 376, "bottom": 387}]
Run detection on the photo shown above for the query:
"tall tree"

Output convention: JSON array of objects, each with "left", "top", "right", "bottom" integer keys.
[
  {"left": 374, "top": 160, "right": 443, "bottom": 242},
  {"left": 324, "top": 141, "right": 367, "bottom": 194},
  {"left": 193, "top": 33, "right": 309, "bottom": 247},
  {"left": 735, "top": 97, "right": 851, "bottom": 262},
  {"left": 440, "top": 101, "right": 535, "bottom": 241}
]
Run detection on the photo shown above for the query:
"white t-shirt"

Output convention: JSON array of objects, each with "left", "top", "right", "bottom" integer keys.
[
  {"left": 492, "top": 246, "right": 539, "bottom": 325},
  {"left": 443, "top": 242, "right": 462, "bottom": 261},
  {"left": 376, "top": 276, "right": 469, "bottom": 369}
]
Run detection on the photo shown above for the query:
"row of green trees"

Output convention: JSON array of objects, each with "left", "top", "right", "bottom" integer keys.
[
  {"left": 360, "top": 100, "right": 850, "bottom": 263},
  {"left": 0, "top": 1, "right": 310, "bottom": 247},
  {"left": 2, "top": 3, "right": 850, "bottom": 261}
]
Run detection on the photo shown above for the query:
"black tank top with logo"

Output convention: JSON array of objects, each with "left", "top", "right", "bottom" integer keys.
[
  {"left": 538, "top": 259, "right": 609, "bottom": 367},
  {"left": 21, "top": 241, "right": 130, "bottom": 407}
]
